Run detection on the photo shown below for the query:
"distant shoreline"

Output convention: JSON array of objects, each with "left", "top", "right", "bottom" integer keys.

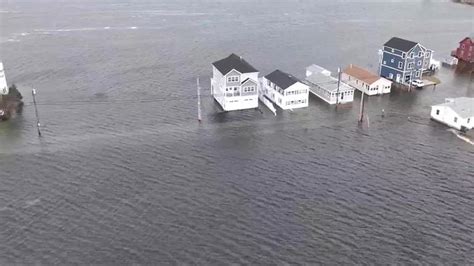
[{"left": 452, "top": 0, "right": 474, "bottom": 5}]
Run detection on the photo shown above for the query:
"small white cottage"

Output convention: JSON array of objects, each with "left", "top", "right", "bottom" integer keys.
[
  {"left": 431, "top": 97, "right": 474, "bottom": 131},
  {"left": 211, "top": 54, "right": 259, "bottom": 111},
  {"left": 0, "top": 62, "right": 9, "bottom": 95},
  {"left": 342, "top": 64, "right": 392, "bottom": 95},
  {"left": 305, "top": 65, "right": 354, "bottom": 105},
  {"left": 261, "top": 70, "right": 309, "bottom": 110}
]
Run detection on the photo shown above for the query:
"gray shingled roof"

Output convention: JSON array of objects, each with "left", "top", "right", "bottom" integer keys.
[
  {"left": 384, "top": 37, "right": 418, "bottom": 52},
  {"left": 435, "top": 97, "right": 474, "bottom": 119},
  {"left": 264, "top": 69, "right": 300, "bottom": 90},
  {"left": 212, "top": 53, "right": 258, "bottom": 75}
]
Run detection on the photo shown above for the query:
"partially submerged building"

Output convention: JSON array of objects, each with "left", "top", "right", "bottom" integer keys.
[
  {"left": 380, "top": 37, "right": 433, "bottom": 84},
  {"left": 342, "top": 64, "right": 392, "bottom": 95},
  {"left": 261, "top": 69, "right": 309, "bottom": 110},
  {"left": 452, "top": 36, "right": 473, "bottom": 63},
  {"left": 305, "top": 64, "right": 354, "bottom": 105},
  {"left": 0, "top": 62, "right": 9, "bottom": 95},
  {"left": 211, "top": 54, "right": 259, "bottom": 111},
  {"left": 431, "top": 97, "right": 474, "bottom": 131}
]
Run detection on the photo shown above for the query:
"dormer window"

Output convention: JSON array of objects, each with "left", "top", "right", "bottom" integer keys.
[{"left": 402, "top": 52, "right": 406, "bottom": 58}]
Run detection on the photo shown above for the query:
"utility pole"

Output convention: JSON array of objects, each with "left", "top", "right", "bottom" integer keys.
[
  {"left": 32, "top": 88, "right": 41, "bottom": 137},
  {"left": 336, "top": 67, "right": 341, "bottom": 107},
  {"left": 359, "top": 91, "right": 365, "bottom": 123},
  {"left": 196, "top": 77, "right": 202, "bottom": 123}
]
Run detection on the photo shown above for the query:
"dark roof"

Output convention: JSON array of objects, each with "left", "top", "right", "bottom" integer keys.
[
  {"left": 384, "top": 37, "right": 418, "bottom": 52},
  {"left": 212, "top": 53, "right": 258, "bottom": 75},
  {"left": 264, "top": 69, "right": 300, "bottom": 90},
  {"left": 459, "top": 36, "right": 473, "bottom": 43}
]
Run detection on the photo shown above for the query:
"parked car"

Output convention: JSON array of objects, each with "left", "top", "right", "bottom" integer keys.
[{"left": 411, "top": 79, "right": 424, "bottom": 87}]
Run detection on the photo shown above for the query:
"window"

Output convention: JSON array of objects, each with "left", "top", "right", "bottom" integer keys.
[
  {"left": 398, "top": 62, "right": 403, "bottom": 68},
  {"left": 391, "top": 58, "right": 394, "bottom": 63},
  {"left": 418, "top": 52, "right": 422, "bottom": 57},
  {"left": 267, "top": 80, "right": 271, "bottom": 86},
  {"left": 467, "top": 118, "right": 470, "bottom": 124},
  {"left": 415, "top": 71, "right": 420, "bottom": 77},
  {"left": 391, "top": 48, "right": 394, "bottom": 53},
  {"left": 243, "top": 86, "right": 255, "bottom": 93},
  {"left": 402, "top": 52, "right": 406, "bottom": 58},
  {"left": 408, "top": 63, "right": 413, "bottom": 69},
  {"left": 425, "top": 52, "right": 430, "bottom": 58},
  {"left": 383, "top": 60, "right": 386, "bottom": 64},
  {"left": 410, "top": 52, "right": 414, "bottom": 59},
  {"left": 227, "top": 76, "right": 239, "bottom": 83},
  {"left": 417, "top": 61, "right": 422, "bottom": 66},
  {"left": 436, "top": 109, "right": 440, "bottom": 115},
  {"left": 454, "top": 117, "right": 458, "bottom": 123},
  {"left": 389, "top": 73, "right": 393, "bottom": 79}
]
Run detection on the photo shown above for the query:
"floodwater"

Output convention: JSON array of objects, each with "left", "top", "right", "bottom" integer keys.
[{"left": 1, "top": 0, "right": 473, "bottom": 264}]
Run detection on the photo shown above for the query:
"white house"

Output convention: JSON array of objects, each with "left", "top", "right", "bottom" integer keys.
[
  {"left": 211, "top": 54, "right": 259, "bottom": 111},
  {"left": 305, "top": 64, "right": 354, "bottom": 105},
  {"left": 342, "top": 64, "right": 392, "bottom": 95},
  {"left": 0, "top": 62, "right": 9, "bottom": 95},
  {"left": 431, "top": 97, "right": 474, "bottom": 131},
  {"left": 261, "top": 69, "right": 309, "bottom": 110}
]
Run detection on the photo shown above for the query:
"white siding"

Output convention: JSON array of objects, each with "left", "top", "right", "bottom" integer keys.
[
  {"left": 0, "top": 62, "right": 9, "bottom": 95},
  {"left": 262, "top": 78, "right": 309, "bottom": 110},
  {"left": 430, "top": 106, "right": 474, "bottom": 130},
  {"left": 342, "top": 73, "right": 391, "bottom": 96},
  {"left": 211, "top": 66, "right": 259, "bottom": 111}
]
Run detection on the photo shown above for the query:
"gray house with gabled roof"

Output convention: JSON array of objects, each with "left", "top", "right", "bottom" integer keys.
[{"left": 211, "top": 54, "right": 259, "bottom": 111}]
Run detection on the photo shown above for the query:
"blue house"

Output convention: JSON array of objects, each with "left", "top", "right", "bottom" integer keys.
[{"left": 380, "top": 37, "right": 433, "bottom": 85}]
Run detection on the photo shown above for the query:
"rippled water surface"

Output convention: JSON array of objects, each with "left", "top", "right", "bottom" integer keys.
[{"left": 1, "top": 0, "right": 473, "bottom": 264}]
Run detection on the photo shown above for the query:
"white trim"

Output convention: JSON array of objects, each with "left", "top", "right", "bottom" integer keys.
[
  {"left": 224, "top": 69, "right": 242, "bottom": 77},
  {"left": 383, "top": 46, "right": 409, "bottom": 55},
  {"left": 383, "top": 49, "right": 405, "bottom": 58},
  {"left": 381, "top": 64, "right": 405, "bottom": 73}
]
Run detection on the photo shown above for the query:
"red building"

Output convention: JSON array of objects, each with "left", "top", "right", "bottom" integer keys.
[{"left": 452, "top": 37, "right": 473, "bottom": 63}]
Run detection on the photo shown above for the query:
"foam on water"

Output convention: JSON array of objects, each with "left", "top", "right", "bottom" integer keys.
[{"left": 449, "top": 129, "right": 474, "bottom": 146}]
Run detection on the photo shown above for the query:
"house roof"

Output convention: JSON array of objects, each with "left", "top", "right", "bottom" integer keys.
[
  {"left": 306, "top": 72, "right": 353, "bottom": 93},
  {"left": 264, "top": 69, "right": 301, "bottom": 90},
  {"left": 343, "top": 64, "right": 386, "bottom": 85},
  {"left": 212, "top": 53, "right": 258, "bottom": 75},
  {"left": 306, "top": 64, "right": 332, "bottom": 76},
  {"left": 434, "top": 97, "right": 474, "bottom": 119},
  {"left": 384, "top": 37, "right": 418, "bottom": 52},
  {"left": 459, "top": 36, "right": 473, "bottom": 44}
]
